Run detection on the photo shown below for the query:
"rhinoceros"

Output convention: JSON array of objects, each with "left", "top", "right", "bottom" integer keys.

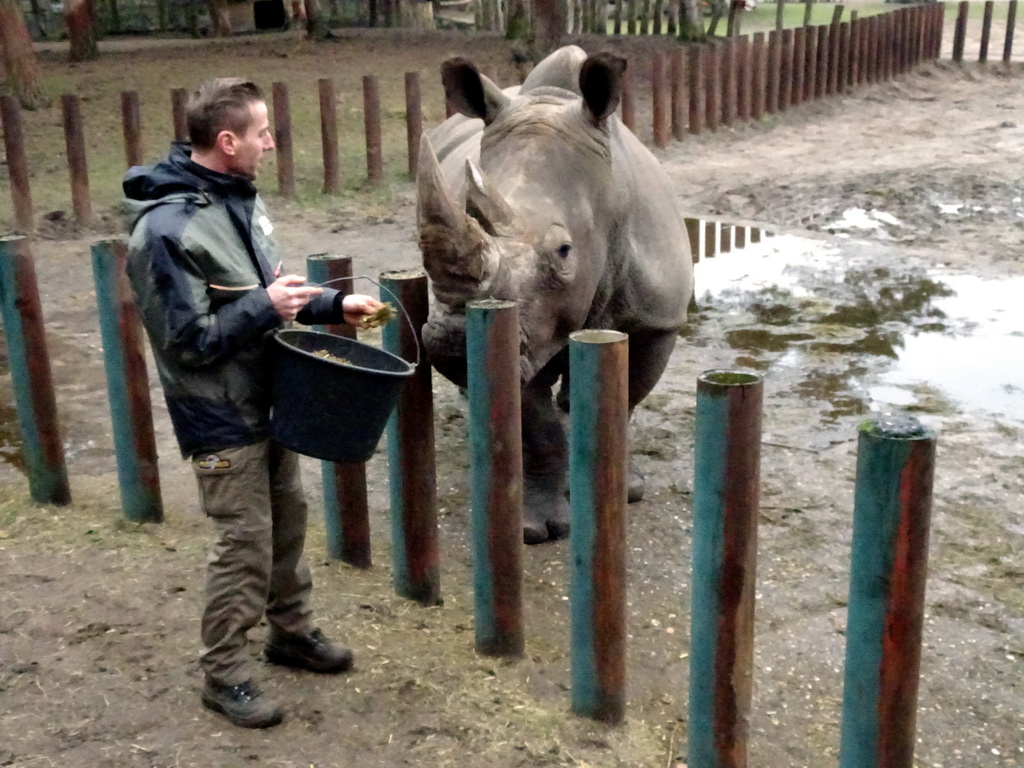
[{"left": 417, "top": 45, "right": 693, "bottom": 544}]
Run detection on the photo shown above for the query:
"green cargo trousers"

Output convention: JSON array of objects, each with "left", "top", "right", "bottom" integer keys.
[{"left": 192, "top": 439, "right": 314, "bottom": 685}]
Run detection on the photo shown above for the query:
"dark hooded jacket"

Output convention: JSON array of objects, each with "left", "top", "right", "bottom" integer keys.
[{"left": 124, "top": 143, "right": 344, "bottom": 457}]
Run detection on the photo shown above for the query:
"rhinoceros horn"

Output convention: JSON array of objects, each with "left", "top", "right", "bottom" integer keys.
[
  {"left": 465, "top": 159, "right": 516, "bottom": 237},
  {"left": 417, "top": 135, "right": 494, "bottom": 305}
]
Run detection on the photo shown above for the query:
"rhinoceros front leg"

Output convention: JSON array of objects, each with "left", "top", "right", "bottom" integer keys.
[{"left": 520, "top": 374, "right": 569, "bottom": 545}]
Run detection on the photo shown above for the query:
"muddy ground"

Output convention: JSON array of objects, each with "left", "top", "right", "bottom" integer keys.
[{"left": 1, "top": 31, "right": 1023, "bottom": 768}]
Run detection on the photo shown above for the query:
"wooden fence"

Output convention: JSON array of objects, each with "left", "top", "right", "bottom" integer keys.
[{"left": 1, "top": 1, "right": 1019, "bottom": 233}]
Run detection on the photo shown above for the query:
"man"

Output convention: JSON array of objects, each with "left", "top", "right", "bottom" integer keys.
[{"left": 123, "top": 78, "right": 382, "bottom": 729}]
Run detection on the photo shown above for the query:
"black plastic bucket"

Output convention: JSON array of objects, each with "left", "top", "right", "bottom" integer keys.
[{"left": 269, "top": 329, "right": 414, "bottom": 463}]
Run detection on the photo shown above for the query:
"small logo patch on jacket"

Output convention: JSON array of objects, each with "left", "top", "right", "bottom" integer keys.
[{"left": 195, "top": 454, "right": 231, "bottom": 470}]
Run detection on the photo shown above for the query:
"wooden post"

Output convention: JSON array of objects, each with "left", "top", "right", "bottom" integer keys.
[
  {"left": 319, "top": 78, "right": 342, "bottom": 195},
  {"left": 363, "top": 75, "right": 384, "bottom": 186},
  {"left": 621, "top": 65, "right": 636, "bottom": 134},
  {"left": 671, "top": 47, "right": 688, "bottom": 142},
  {"left": 381, "top": 270, "right": 441, "bottom": 607},
  {"left": 1, "top": 96, "right": 33, "bottom": 233},
  {"left": 1004, "top": 0, "right": 1018, "bottom": 65},
  {"left": 721, "top": 38, "right": 736, "bottom": 127},
  {"left": 569, "top": 329, "right": 629, "bottom": 725},
  {"left": 766, "top": 29, "right": 780, "bottom": 114},
  {"left": 0, "top": 237, "right": 72, "bottom": 506},
  {"left": 91, "top": 240, "right": 163, "bottom": 524},
  {"left": 816, "top": 23, "right": 830, "bottom": 98},
  {"left": 750, "top": 33, "right": 765, "bottom": 121},
  {"left": 979, "top": 0, "right": 994, "bottom": 63},
  {"left": 272, "top": 83, "right": 295, "bottom": 199},
  {"left": 121, "top": 91, "right": 144, "bottom": 168},
  {"left": 689, "top": 370, "right": 762, "bottom": 768},
  {"left": 305, "top": 254, "right": 371, "bottom": 569},
  {"left": 952, "top": 1, "right": 968, "bottom": 63},
  {"left": 405, "top": 72, "right": 423, "bottom": 180},
  {"left": 466, "top": 299, "right": 525, "bottom": 658},
  {"left": 780, "top": 28, "right": 795, "bottom": 109},
  {"left": 170, "top": 87, "right": 188, "bottom": 142},
  {"left": 689, "top": 45, "right": 706, "bottom": 135},
  {"left": 705, "top": 43, "right": 721, "bottom": 131},
  {"left": 839, "top": 416, "right": 936, "bottom": 768},
  {"left": 652, "top": 52, "right": 669, "bottom": 148},
  {"left": 61, "top": 94, "right": 91, "bottom": 225},
  {"left": 737, "top": 36, "right": 751, "bottom": 122},
  {"left": 793, "top": 26, "right": 807, "bottom": 106}
]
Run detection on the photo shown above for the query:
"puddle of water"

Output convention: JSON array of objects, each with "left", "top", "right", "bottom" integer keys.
[{"left": 688, "top": 234, "right": 1024, "bottom": 423}]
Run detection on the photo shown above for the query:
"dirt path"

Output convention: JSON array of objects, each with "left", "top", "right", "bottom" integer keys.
[{"left": 1, "top": 45, "right": 1022, "bottom": 768}]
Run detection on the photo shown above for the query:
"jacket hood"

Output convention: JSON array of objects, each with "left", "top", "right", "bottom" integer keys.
[{"left": 122, "top": 142, "right": 258, "bottom": 228}]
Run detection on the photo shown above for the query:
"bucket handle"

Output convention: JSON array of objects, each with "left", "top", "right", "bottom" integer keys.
[{"left": 311, "top": 275, "right": 421, "bottom": 369}]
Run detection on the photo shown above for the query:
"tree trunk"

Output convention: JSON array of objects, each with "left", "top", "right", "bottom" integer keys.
[
  {"left": 532, "top": 0, "right": 565, "bottom": 57},
  {"left": 678, "top": 0, "right": 704, "bottom": 41},
  {"left": 65, "top": 0, "right": 98, "bottom": 62},
  {"left": 0, "top": 0, "right": 49, "bottom": 109},
  {"left": 505, "top": 0, "right": 530, "bottom": 40},
  {"left": 398, "top": 0, "right": 433, "bottom": 29},
  {"left": 206, "top": 0, "right": 232, "bottom": 35}
]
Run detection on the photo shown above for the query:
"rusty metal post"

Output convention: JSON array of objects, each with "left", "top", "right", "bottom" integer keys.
[
  {"left": 839, "top": 415, "right": 936, "bottom": 768},
  {"left": 61, "top": 94, "right": 91, "bottom": 225},
  {"left": 121, "top": 91, "right": 144, "bottom": 168},
  {"left": 670, "top": 47, "right": 687, "bottom": 141},
  {"left": 1, "top": 96, "right": 33, "bottom": 233},
  {"left": 363, "top": 75, "right": 384, "bottom": 186},
  {"left": 751, "top": 32, "right": 765, "bottom": 121},
  {"left": 272, "top": 82, "right": 295, "bottom": 199},
  {"left": 689, "top": 45, "right": 706, "bottom": 135},
  {"left": 381, "top": 270, "right": 441, "bottom": 607},
  {"left": 91, "top": 240, "right": 163, "bottom": 523},
  {"left": 405, "top": 72, "right": 423, "bottom": 179},
  {"left": 688, "top": 370, "right": 762, "bottom": 768},
  {"left": 652, "top": 52, "right": 669, "bottom": 148},
  {"left": 721, "top": 38, "right": 736, "bottom": 127},
  {"left": 0, "top": 237, "right": 72, "bottom": 505},
  {"left": 766, "top": 29, "right": 780, "bottom": 114},
  {"left": 620, "top": 65, "right": 636, "bottom": 134},
  {"left": 466, "top": 299, "right": 524, "bottom": 658},
  {"left": 305, "top": 254, "right": 371, "bottom": 568},
  {"left": 568, "top": 329, "right": 629, "bottom": 725},
  {"left": 1004, "top": 0, "right": 1018, "bottom": 64},
  {"left": 170, "top": 87, "right": 188, "bottom": 142},
  {"left": 318, "top": 78, "right": 342, "bottom": 195}
]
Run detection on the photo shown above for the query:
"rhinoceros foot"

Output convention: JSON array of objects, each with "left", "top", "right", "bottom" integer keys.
[
  {"left": 523, "top": 476, "right": 569, "bottom": 544},
  {"left": 628, "top": 459, "right": 646, "bottom": 503}
]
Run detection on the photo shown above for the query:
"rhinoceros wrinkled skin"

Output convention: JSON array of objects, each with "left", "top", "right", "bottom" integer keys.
[{"left": 417, "top": 45, "right": 693, "bottom": 544}]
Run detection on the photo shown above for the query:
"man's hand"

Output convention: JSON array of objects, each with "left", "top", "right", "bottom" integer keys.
[
  {"left": 267, "top": 275, "right": 323, "bottom": 322},
  {"left": 342, "top": 294, "right": 384, "bottom": 327}
]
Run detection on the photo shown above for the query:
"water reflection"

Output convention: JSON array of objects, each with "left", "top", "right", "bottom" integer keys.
[{"left": 686, "top": 234, "right": 1024, "bottom": 423}]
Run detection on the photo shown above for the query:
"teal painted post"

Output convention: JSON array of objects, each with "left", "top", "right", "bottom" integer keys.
[
  {"left": 569, "top": 330, "right": 629, "bottom": 724},
  {"left": 466, "top": 299, "right": 524, "bottom": 657},
  {"left": 0, "top": 237, "right": 71, "bottom": 505},
  {"left": 381, "top": 270, "right": 441, "bottom": 606},
  {"left": 306, "top": 254, "right": 371, "bottom": 568},
  {"left": 91, "top": 240, "right": 163, "bottom": 523},
  {"left": 689, "top": 370, "right": 762, "bottom": 768},
  {"left": 839, "top": 415, "right": 936, "bottom": 768}
]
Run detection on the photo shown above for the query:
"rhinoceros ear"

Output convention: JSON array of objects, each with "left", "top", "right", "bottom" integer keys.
[
  {"left": 465, "top": 159, "right": 516, "bottom": 237},
  {"left": 441, "top": 57, "right": 509, "bottom": 125},
  {"left": 579, "top": 53, "right": 627, "bottom": 124}
]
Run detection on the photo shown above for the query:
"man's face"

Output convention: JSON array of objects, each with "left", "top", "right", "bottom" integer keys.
[{"left": 226, "top": 100, "right": 274, "bottom": 180}]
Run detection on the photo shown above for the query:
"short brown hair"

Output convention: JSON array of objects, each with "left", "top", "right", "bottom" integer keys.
[{"left": 187, "top": 78, "right": 265, "bottom": 150}]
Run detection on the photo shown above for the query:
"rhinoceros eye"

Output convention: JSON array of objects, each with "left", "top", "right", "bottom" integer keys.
[{"left": 557, "top": 243, "right": 572, "bottom": 259}]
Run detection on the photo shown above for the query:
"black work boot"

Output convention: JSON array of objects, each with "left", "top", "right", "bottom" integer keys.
[
  {"left": 201, "top": 678, "right": 283, "bottom": 729},
  {"left": 264, "top": 628, "right": 354, "bottom": 674}
]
